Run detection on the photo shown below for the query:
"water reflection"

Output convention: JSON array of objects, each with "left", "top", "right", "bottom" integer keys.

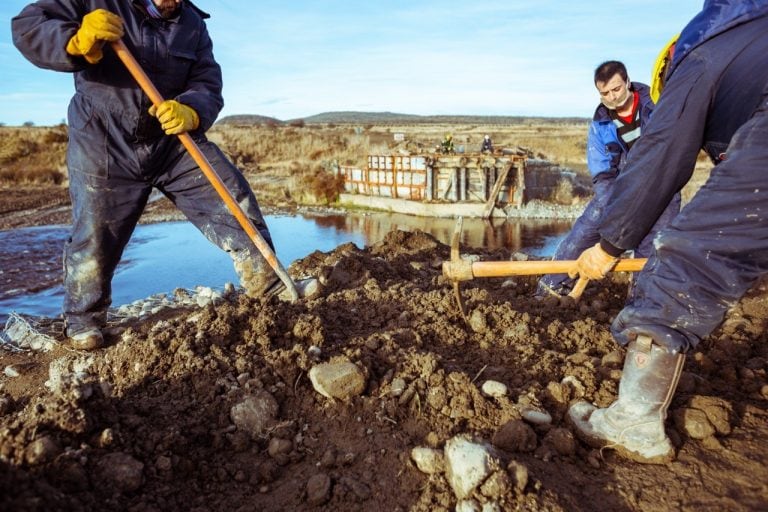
[
  {"left": 0, "top": 211, "right": 571, "bottom": 321},
  {"left": 308, "top": 212, "right": 571, "bottom": 257}
]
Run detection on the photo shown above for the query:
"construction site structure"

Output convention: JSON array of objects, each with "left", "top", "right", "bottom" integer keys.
[{"left": 335, "top": 153, "right": 577, "bottom": 218}]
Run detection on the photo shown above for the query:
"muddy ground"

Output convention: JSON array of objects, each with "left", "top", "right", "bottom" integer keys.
[{"left": 1, "top": 186, "right": 768, "bottom": 511}]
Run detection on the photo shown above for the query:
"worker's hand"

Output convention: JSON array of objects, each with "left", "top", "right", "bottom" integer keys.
[
  {"left": 65, "top": 9, "right": 124, "bottom": 64},
  {"left": 149, "top": 100, "right": 200, "bottom": 135},
  {"left": 568, "top": 243, "right": 619, "bottom": 280}
]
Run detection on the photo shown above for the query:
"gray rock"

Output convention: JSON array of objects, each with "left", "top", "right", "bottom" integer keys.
[
  {"left": 444, "top": 435, "right": 493, "bottom": 500},
  {"left": 520, "top": 407, "right": 552, "bottom": 426},
  {"left": 230, "top": 391, "right": 279, "bottom": 438},
  {"left": 309, "top": 360, "right": 366, "bottom": 400}
]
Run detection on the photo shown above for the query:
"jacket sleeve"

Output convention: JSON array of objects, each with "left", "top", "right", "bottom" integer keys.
[
  {"left": 586, "top": 121, "right": 622, "bottom": 179},
  {"left": 11, "top": 0, "right": 88, "bottom": 72},
  {"left": 175, "top": 24, "right": 223, "bottom": 133},
  {"left": 598, "top": 55, "right": 711, "bottom": 254}
]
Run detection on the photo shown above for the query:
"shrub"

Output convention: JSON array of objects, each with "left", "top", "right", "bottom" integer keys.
[{"left": 300, "top": 169, "right": 345, "bottom": 205}]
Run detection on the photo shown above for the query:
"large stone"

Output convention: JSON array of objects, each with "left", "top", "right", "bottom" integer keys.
[
  {"left": 444, "top": 435, "right": 493, "bottom": 500},
  {"left": 230, "top": 391, "right": 279, "bottom": 438},
  {"left": 309, "top": 360, "right": 366, "bottom": 400}
]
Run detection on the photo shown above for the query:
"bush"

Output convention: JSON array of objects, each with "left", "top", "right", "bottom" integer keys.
[
  {"left": 0, "top": 166, "right": 65, "bottom": 185},
  {"left": 42, "top": 128, "right": 68, "bottom": 144},
  {"left": 300, "top": 169, "right": 345, "bottom": 205}
]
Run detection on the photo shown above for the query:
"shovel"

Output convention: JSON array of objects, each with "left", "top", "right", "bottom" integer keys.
[
  {"left": 110, "top": 39, "right": 299, "bottom": 301},
  {"left": 442, "top": 218, "right": 646, "bottom": 321}
]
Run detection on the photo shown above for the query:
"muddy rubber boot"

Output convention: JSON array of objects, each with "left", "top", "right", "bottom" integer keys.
[
  {"left": 68, "top": 328, "right": 104, "bottom": 351},
  {"left": 568, "top": 335, "right": 685, "bottom": 464}
]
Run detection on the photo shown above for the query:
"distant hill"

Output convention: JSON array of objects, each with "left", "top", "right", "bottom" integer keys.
[
  {"left": 216, "top": 111, "right": 589, "bottom": 126},
  {"left": 216, "top": 114, "right": 284, "bottom": 126}
]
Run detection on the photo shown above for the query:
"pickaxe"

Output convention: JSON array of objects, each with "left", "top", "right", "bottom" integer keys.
[
  {"left": 442, "top": 218, "right": 647, "bottom": 321},
  {"left": 110, "top": 39, "right": 299, "bottom": 301}
]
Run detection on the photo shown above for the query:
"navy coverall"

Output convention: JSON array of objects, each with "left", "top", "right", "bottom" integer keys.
[
  {"left": 598, "top": 0, "right": 768, "bottom": 352},
  {"left": 12, "top": 0, "right": 276, "bottom": 336},
  {"left": 538, "top": 82, "right": 680, "bottom": 296}
]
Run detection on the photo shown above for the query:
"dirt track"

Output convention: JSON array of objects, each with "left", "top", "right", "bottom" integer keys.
[{"left": 1, "top": 221, "right": 767, "bottom": 510}]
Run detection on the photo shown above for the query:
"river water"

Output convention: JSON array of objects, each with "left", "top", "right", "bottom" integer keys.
[{"left": 0, "top": 211, "right": 571, "bottom": 322}]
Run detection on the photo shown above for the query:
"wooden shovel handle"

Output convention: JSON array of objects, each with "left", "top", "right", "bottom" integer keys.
[{"left": 110, "top": 39, "right": 299, "bottom": 301}]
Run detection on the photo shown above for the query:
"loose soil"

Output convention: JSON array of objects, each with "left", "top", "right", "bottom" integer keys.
[{"left": 1, "top": 189, "right": 767, "bottom": 511}]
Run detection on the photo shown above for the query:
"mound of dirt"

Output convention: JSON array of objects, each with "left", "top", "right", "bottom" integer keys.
[{"left": 1, "top": 230, "right": 767, "bottom": 511}]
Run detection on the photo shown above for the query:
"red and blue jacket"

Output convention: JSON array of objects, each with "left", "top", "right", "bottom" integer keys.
[{"left": 586, "top": 82, "right": 654, "bottom": 181}]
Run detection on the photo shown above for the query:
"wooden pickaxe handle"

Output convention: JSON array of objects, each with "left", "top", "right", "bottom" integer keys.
[
  {"left": 110, "top": 39, "right": 299, "bottom": 301},
  {"left": 443, "top": 257, "right": 647, "bottom": 281}
]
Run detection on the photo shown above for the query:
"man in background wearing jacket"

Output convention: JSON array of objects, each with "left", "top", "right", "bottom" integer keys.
[{"left": 536, "top": 61, "right": 680, "bottom": 298}]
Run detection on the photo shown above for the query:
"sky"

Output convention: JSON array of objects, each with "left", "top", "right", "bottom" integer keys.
[{"left": 0, "top": 1, "right": 704, "bottom": 126}]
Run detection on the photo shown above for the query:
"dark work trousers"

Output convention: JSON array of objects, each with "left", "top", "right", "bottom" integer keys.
[
  {"left": 613, "top": 103, "right": 768, "bottom": 352},
  {"left": 537, "top": 175, "right": 681, "bottom": 295},
  {"left": 63, "top": 135, "right": 273, "bottom": 336}
]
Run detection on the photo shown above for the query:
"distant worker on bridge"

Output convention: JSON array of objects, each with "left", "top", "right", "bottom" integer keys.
[
  {"left": 440, "top": 134, "right": 455, "bottom": 154},
  {"left": 535, "top": 60, "right": 680, "bottom": 298},
  {"left": 567, "top": 1, "right": 768, "bottom": 464},
  {"left": 481, "top": 134, "right": 494, "bottom": 153},
  {"left": 12, "top": 0, "right": 316, "bottom": 351}
]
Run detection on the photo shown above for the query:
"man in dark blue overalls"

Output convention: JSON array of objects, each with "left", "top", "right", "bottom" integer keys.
[
  {"left": 12, "top": 0, "right": 312, "bottom": 350},
  {"left": 568, "top": 0, "right": 768, "bottom": 463}
]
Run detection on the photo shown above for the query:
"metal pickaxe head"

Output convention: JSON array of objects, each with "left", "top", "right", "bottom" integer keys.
[{"left": 442, "top": 217, "right": 470, "bottom": 324}]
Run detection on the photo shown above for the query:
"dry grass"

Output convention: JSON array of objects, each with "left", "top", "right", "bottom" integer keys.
[
  {"left": 0, "top": 126, "right": 68, "bottom": 185},
  {"left": 4, "top": 122, "right": 709, "bottom": 206}
]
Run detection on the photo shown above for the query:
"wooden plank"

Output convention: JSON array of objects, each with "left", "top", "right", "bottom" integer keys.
[{"left": 481, "top": 163, "right": 511, "bottom": 218}]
